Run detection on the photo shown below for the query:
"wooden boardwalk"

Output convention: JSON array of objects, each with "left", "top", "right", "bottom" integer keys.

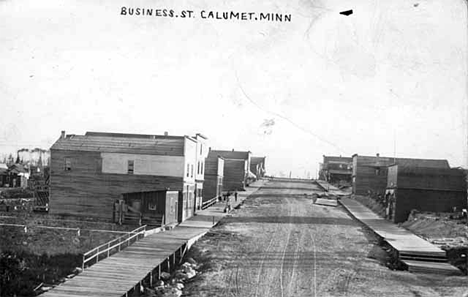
[
  {"left": 314, "top": 180, "right": 348, "bottom": 196},
  {"left": 42, "top": 180, "right": 268, "bottom": 297},
  {"left": 340, "top": 197, "right": 462, "bottom": 275}
]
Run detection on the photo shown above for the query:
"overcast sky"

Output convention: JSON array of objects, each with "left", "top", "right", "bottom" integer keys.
[{"left": 0, "top": 0, "right": 466, "bottom": 177}]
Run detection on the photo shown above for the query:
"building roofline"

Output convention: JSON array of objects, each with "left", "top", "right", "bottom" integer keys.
[
  {"left": 85, "top": 131, "right": 186, "bottom": 139},
  {"left": 195, "top": 133, "right": 208, "bottom": 140}
]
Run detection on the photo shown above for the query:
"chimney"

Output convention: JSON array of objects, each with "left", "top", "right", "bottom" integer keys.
[
  {"left": 232, "top": 148, "right": 234, "bottom": 152},
  {"left": 376, "top": 153, "right": 380, "bottom": 157},
  {"left": 61, "top": 131, "right": 66, "bottom": 139},
  {"left": 164, "top": 131, "right": 168, "bottom": 136}
]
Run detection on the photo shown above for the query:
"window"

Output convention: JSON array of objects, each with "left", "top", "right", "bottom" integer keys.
[
  {"left": 148, "top": 202, "right": 156, "bottom": 211},
  {"left": 201, "top": 162, "right": 204, "bottom": 175},
  {"left": 200, "top": 144, "right": 203, "bottom": 155},
  {"left": 64, "top": 158, "right": 71, "bottom": 171},
  {"left": 197, "top": 162, "right": 200, "bottom": 174},
  {"left": 128, "top": 160, "right": 134, "bottom": 174},
  {"left": 191, "top": 164, "right": 194, "bottom": 178},
  {"left": 187, "top": 164, "right": 190, "bottom": 177},
  {"left": 375, "top": 168, "right": 380, "bottom": 176}
]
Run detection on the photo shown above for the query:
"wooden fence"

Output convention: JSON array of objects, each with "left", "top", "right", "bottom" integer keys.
[
  {"left": 201, "top": 197, "right": 218, "bottom": 210},
  {"left": 82, "top": 225, "right": 147, "bottom": 270}
]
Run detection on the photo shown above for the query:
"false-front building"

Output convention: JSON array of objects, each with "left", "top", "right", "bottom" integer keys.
[{"left": 50, "top": 131, "right": 207, "bottom": 224}]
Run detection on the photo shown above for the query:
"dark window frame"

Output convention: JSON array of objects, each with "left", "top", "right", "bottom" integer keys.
[{"left": 128, "top": 160, "right": 134, "bottom": 174}]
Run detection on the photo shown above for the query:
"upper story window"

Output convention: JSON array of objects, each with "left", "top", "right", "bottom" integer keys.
[
  {"left": 201, "top": 162, "right": 204, "bottom": 175},
  {"left": 128, "top": 160, "right": 134, "bottom": 174},
  {"left": 197, "top": 162, "right": 200, "bottom": 174},
  {"left": 200, "top": 144, "right": 203, "bottom": 155},
  {"left": 191, "top": 164, "right": 194, "bottom": 178},
  {"left": 187, "top": 164, "right": 190, "bottom": 177},
  {"left": 64, "top": 158, "right": 71, "bottom": 171}
]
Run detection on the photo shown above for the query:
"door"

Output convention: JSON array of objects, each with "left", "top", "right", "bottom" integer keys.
[
  {"left": 178, "top": 191, "right": 183, "bottom": 223},
  {"left": 194, "top": 184, "right": 197, "bottom": 213}
]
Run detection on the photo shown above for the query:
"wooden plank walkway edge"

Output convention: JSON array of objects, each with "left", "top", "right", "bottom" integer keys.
[
  {"left": 339, "top": 198, "right": 463, "bottom": 275},
  {"left": 41, "top": 179, "right": 269, "bottom": 297}
]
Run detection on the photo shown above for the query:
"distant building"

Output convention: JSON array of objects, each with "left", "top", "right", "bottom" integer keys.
[
  {"left": 250, "top": 156, "right": 266, "bottom": 179},
  {"left": 0, "top": 163, "right": 8, "bottom": 187},
  {"left": 50, "top": 131, "right": 207, "bottom": 224},
  {"left": 209, "top": 149, "right": 253, "bottom": 191},
  {"left": 18, "top": 148, "right": 50, "bottom": 167},
  {"left": 352, "top": 154, "right": 450, "bottom": 197},
  {"left": 319, "top": 155, "right": 352, "bottom": 183},
  {"left": 202, "top": 151, "right": 224, "bottom": 202},
  {"left": 385, "top": 165, "right": 467, "bottom": 223}
]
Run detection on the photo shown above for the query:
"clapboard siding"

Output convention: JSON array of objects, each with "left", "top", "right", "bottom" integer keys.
[
  {"left": 202, "top": 175, "right": 219, "bottom": 202},
  {"left": 223, "top": 159, "right": 246, "bottom": 191},
  {"left": 386, "top": 165, "right": 467, "bottom": 223},
  {"left": 353, "top": 155, "right": 450, "bottom": 196},
  {"left": 388, "top": 165, "right": 466, "bottom": 191},
  {"left": 50, "top": 150, "right": 184, "bottom": 220},
  {"left": 393, "top": 189, "right": 467, "bottom": 223},
  {"left": 202, "top": 153, "right": 224, "bottom": 201}
]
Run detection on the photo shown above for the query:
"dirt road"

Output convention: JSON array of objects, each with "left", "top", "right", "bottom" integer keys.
[{"left": 184, "top": 179, "right": 468, "bottom": 297}]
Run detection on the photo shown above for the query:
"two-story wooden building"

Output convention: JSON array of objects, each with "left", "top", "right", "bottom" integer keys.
[
  {"left": 209, "top": 149, "right": 252, "bottom": 191},
  {"left": 385, "top": 165, "right": 467, "bottom": 223},
  {"left": 50, "top": 131, "right": 206, "bottom": 224},
  {"left": 319, "top": 155, "right": 352, "bottom": 183},
  {"left": 250, "top": 156, "right": 266, "bottom": 179},
  {"left": 202, "top": 151, "right": 224, "bottom": 202},
  {"left": 352, "top": 154, "right": 450, "bottom": 197},
  {"left": 193, "top": 134, "right": 209, "bottom": 211}
]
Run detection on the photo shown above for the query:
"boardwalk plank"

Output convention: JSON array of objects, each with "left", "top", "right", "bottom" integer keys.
[{"left": 41, "top": 180, "right": 267, "bottom": 297}]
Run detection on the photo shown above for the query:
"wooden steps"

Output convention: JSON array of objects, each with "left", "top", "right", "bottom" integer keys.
[
  {"left": 399, "top": 252, "right": 448, "bottom": 263},
  {"left": 340, "top": 197, "right": 464, "bottom": 276},
  {"left": 402, "top": 260, "right": 463, "bottom": 275}
]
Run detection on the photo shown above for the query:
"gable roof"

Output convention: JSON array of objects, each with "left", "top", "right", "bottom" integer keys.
[
  {"left": 210, "top": 150, "right": 250, "bottom": 160},
  {"left": 354, "top": 155, "right": 450, "bottom": 169},
  {"left": 8, "top": 164, "right": 28, "bottom": 174},
  {"left": 51, "top": 133, "right": 186, "bottom": 156}
]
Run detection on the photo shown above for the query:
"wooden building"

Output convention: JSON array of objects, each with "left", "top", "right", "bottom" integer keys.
[
  {"left": 352, "top": 154, "right": 450, "bottom": 197},
  {"left": 193, "top": 134, "right": 209, "bottom": 211},
  {"left": 50, "top": 131, "right": 207, "bottom": 223},
  {"left": 0, "top": 164, "right": 29, "bottom": 188},
  {"left": 209, "top": 149, "right": 252, "bottom": 191},
  {"left": 0, "top": 164, "right": 8, "bottom": 187},
  {"left": 114, "top": 190, "right": 179, "bottom": 226},
  {"left": 385, "top": 165, "right": 467, "bottom": 223},
  {"left": 202, "top": 152, "right": 224, "bottom": 202},
  {"left": 250, "top": 156, "right": 266, "bottom": 179},
  {"left": 319, "top": 155, "right": 352, "bottom": 183}
]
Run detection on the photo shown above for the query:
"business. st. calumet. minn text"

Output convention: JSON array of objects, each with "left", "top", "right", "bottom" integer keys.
[{"left": 120, "top": 7, "right": 292, "bottom": 22}]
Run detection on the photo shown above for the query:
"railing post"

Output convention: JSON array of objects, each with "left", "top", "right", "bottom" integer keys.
[
  {"left": 82, "top": 255, "right": 85, "bottom": 270},
  {"left": 107, "top": 242, "right": 110, "bottom": 258}
]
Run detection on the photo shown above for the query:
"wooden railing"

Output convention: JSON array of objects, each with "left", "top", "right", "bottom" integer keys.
[
  {"left": 201, "top": 197, "right": 218, "bottom": 210},
  {"left": 82, "top": 225, "right": 147, "bottom": 270}
]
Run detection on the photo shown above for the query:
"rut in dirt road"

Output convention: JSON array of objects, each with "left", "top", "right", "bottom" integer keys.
[{"left": 184, "top": 179, "right": 468, "bottom": 297}]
